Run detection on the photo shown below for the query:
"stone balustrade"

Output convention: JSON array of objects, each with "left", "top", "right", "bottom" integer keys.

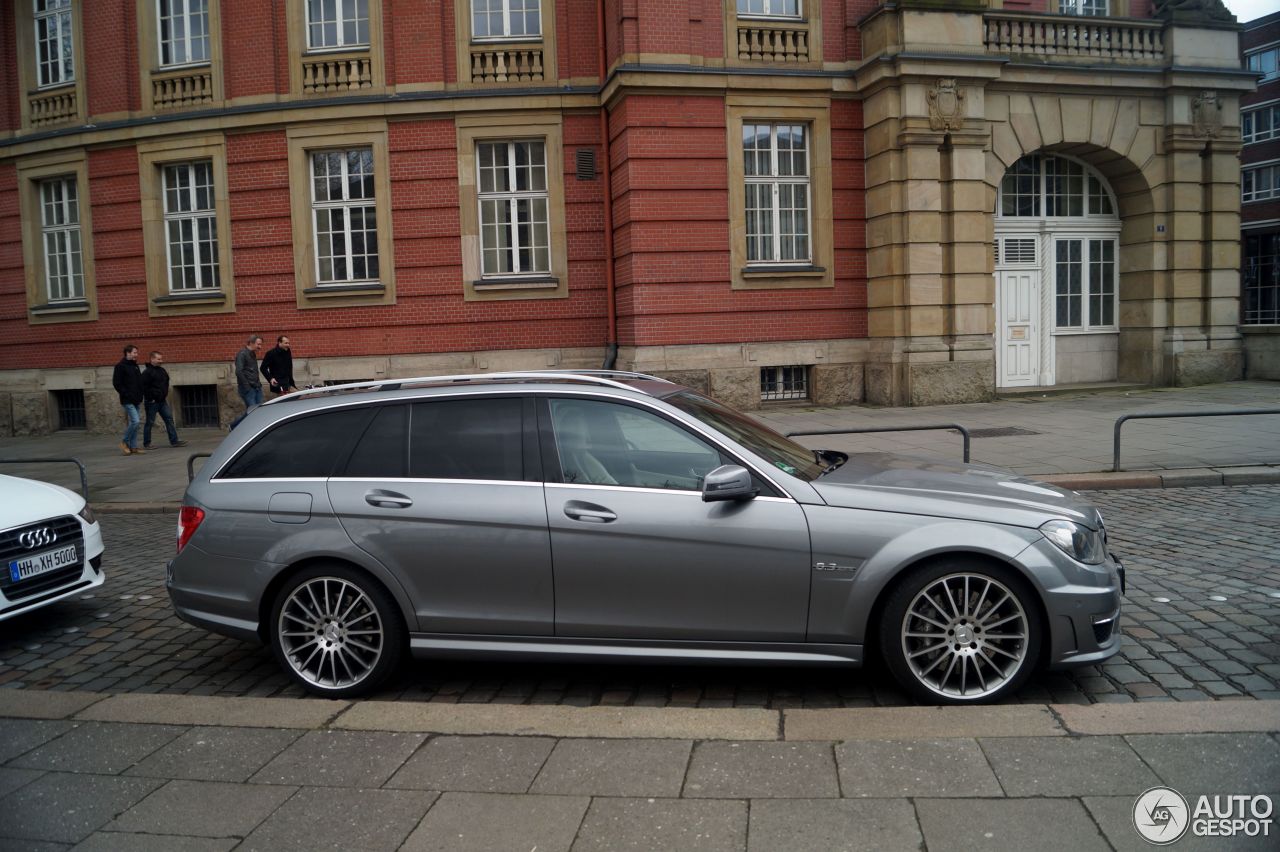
[
  {"left": 151, "top": 68, "right": 215, "bottom": 110},
  {"left": 28, "top": 87, "right": 77, "bottom": 127},
  {"left": 737, "top": 24, "right": 810, "bottom": 63},
  {"left": 470, "top": 46, "right": 545, "bottom": 83},
  {"left": 301, "top": 53, "right": 373, "bottom": 94},
  {"left": 984, "top": 12, "right": 1165, "bottom": 64}
]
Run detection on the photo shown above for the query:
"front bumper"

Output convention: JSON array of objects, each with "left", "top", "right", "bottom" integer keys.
[{"left": 1019, "top": 539, "right": 1125, "bottom": 669}]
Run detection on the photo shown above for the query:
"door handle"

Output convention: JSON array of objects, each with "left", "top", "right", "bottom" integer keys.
[
  {"left": 564, "top": 502, "right": 616, "bottom": 523},
  {"left": 365, "top": 490, "right": 412, "bottom": 509}
]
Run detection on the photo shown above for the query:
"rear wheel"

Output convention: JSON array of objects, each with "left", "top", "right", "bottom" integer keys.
[
  {"left": 269, "top": 563, "right": 404, "bottom": 698},
  {"left": 879, "top": 560, "right": 1042, "bottom": 704}
]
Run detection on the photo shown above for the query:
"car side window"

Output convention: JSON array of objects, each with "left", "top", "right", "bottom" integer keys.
[
  {"left": 549, "top": 398, "right": 725, "bottom": 491},
  {"left": 220, "top": 408, "right": 373, "bottom": 479},
  {"left": 343, "top": 405, "right": 407, "bottom": 478},
  {"left": 409, "top": 398, "right": 523, "bottom": 481}
]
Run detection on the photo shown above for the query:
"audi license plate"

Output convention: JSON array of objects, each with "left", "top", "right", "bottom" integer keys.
[{"left": 9, "top": 544, "right": 79, "bottom": 583}]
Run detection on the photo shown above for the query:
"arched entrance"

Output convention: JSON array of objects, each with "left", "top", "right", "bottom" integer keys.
[{"left": 994, "top": 154, "right": 1121, "bottom": 389}]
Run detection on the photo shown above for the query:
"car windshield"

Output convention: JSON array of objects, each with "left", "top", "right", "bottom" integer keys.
[{"left": 663, "top": 390, "right": 825, "bottom": 482}]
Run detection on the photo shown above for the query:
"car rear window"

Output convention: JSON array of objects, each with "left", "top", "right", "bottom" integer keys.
[
  {"left": 409, "top": 398, "right": 522, "bottom": 481},
  {"left": 220, "top": 408, "right": 373, "bottom": 479}
]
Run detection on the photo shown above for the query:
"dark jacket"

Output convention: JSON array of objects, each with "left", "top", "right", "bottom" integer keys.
[
  {"left": 112, "top": 358, "right": 143, "bottom": 406},
  {"left": 235, "top": 347, "right": 261, "bottom": 392},
  {"left": 141, "top": 364, "right": 171, "bottom": 403},
  {"left": 260, "top": 345, "right": 295, "bottom": 392}
]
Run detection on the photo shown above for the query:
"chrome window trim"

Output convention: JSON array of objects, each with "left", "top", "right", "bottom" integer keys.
[
  {"left": 546, "top": 482, "right": 795, "bottom": 503},
  {"left": 328, "top": 477, "right": 541, "bottom": 487}
]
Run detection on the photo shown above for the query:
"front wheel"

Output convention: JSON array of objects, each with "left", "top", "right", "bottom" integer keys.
[
  {"left": 879, "top": 560, "right": 1042, "bottom": 704},
  {"left": 269, "top": 564, "right": 405, "bottom": 698}
]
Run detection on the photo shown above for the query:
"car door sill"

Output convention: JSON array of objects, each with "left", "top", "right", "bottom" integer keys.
[{"left": 408, "top": 634, "right": 863, "bottom": 666}]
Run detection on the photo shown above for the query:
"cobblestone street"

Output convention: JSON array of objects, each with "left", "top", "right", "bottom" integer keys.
[{"left": 2, "top": 485, "right": 1278, "bottom": 706}]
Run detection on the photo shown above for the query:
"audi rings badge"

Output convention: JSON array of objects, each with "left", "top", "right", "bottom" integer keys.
[{"left": 18, "top": 527, "right": 57, "bottom": 550}]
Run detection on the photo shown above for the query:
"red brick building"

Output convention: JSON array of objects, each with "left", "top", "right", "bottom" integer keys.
[{"left": 0, "top": 1, "right": 1260, "bottom": 434}]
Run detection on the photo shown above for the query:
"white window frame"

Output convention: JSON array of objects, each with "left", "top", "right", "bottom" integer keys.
[
  {"left": 162, "top": 161, "right": 220, "bottom": 293},
  {"left": 1247, "top": 45, "right": 1280, "bottom": 82},
  {"left": 157, "top": 0, "right": 211, "bottom": 68},
  {"left": 39, "top": 176, "right": 84, "bottom": 303},
  {"left": 310, "top": 148, "right": 379, "bottom": 285},
  {"left": 306, "top": 0, "right": 369, "bottom": 52},
  {"left": 744, "top": 122, "right": 812, "bottom": 266},
  {"left": 1058, "top": 0, "right": 1108, "bottom": 15},
  {"left": 34, "top": 0, "right": 75, "bottom": 89},
  {"left": 736, "top": 0, "right": 803, "bottom": 21},
  {"left": 1243, "top": 102, "right": 1279, "bottom": 144},
  {"left": 476, "top": 139, "right": 551, "bottom": 278},
  {"left": 998, "top": 154, "right": 1117, "bottom": 221},
  {"left": 1052, "top": 235, "right": 1118, "bottom": 333},
  {"left": 471, "top": 0, "right": 542, "bottom": 42},
  {"left": 1244, "top": 161, "right": 1280, "bottom": 204}
]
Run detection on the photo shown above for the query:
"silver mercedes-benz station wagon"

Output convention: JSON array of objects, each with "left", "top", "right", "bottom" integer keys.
[{"left": 168, "top": 371, "right": 1124, "bottom": 704}]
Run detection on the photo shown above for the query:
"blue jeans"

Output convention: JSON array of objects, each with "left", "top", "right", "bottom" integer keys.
[
  {"left": 144, "top": 399, "right": 179, "bottom": 447},
  {"left": 121, "top": 403, "right": 141, "bottom": 449},
  {"left": 230, "top": 386, "right": 263, "bottom": 429}
]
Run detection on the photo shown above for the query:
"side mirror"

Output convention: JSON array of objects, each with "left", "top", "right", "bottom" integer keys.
[{"left": 702, "top": 465, "right": 758, "bottom": 503}]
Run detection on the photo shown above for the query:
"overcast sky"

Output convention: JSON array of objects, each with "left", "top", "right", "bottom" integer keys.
[{"left": 1222, "top": 0, "right": 1276, "bottom": 24}]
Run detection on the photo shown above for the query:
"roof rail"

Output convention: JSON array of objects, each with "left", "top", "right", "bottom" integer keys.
[{"left": 262, "top": 370, "right": 669, "bottom": 405}]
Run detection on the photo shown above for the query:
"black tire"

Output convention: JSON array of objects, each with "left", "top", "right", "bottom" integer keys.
[
  {"left": 268, "top": 562, "right": 405, "bottom": 699},
  {"left": 878, "top": 558, "right": 1043, "bottom": 705}
]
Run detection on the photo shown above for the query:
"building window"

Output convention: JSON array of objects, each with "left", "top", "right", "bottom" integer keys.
[
  {"left": 311, "top": 149, "right": 379, "bottom": 285},
  {"left": 178, "top": 384, "right": 221, "bottom": 427},
  {"left": 1055, "top": 238, "right": 1116, "bottom": 330},
  {"left": 1243, "top": 164, "right": 1280, "bottom": 203},
  {"left": 307, "top": 0, "right": 369, "bottom": 50},
  {"left": 744, "top": 123, "right": 811, "bottom": 265},
  {"left": 999, "top": 155, "right": 1115, "bottom": 219},
  {"left": 737, "top": 0, "right": 801, "bottom": 18},
  {"left": 1058, "top": 0, "right": 1108, "bottom": 15},
  {"left": 472, "top": 0, "right": 541, "bottom": 40},
  {"left": 1244, "top": 105, "right": 1279, "bottom": 144},
  {"left": 158, "top": 0, "right": 210, "bottom": 66},
  {"left": 162, "top": 161, "right": 221, "bottom": 293},
  {"left": 1248, "top": 47, "right": 1279, "bottom": 82},
  {"left": 52, "top": 389, "right": 86, "bottom": 430},
  {"left": 39, "top": 177, "right": 84, "bottom": 303},
  {"left": 1244, "top": 234, "right": 1279, "bottom": 326},
  {"left": 760, "top": 366, "right": 808, "bottom": 401},
  {"left": 477, "top": 140, "right": 550, "bottom": 277},
  {"left": 34, "top": 0, "right": 74, "bottom": 88}
]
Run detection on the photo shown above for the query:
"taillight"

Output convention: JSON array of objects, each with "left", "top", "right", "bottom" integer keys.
[{"left": 177, "top": 505, "right": 205, "bottom": 554}]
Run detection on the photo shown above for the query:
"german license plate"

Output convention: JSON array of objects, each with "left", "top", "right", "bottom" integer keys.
[{"left": 9, "top": 544, "right": 79, "bottom": 583}]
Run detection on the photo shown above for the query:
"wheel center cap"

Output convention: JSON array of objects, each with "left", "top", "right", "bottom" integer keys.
[
  {"left": 323, "top": 623, "right": 342, "bottom": 643},
  {"left": 954, "top": 625, "right": 975, "bottom": 644}
]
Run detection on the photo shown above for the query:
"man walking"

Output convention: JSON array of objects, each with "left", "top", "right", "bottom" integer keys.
[
  {"left": 230, "top": 334, "right": 263, "bottom": 430},
  {"left": 260, "top": 335, "right": 297, "bottom": 396},
  {"left": 112, "top": 344, "right": 145, "bottom": 455},
  {"left": 141, "top": 351, "right": 188, "bottom": 449}
]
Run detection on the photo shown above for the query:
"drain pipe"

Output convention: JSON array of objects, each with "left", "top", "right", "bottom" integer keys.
[{"left": 598, "top": 0, "right": 618, "bottom": 369}]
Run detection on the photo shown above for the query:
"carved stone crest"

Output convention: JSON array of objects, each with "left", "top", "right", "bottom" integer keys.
[
  {"left": 1192, "top": 90, "right": 1223, "bottom": 139},
  {"left": 927, "top": 79, "right": 966, "bottom": 132}
]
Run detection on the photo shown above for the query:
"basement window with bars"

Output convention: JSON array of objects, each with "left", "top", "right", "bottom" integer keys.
[
  {"left": 760, "top": 365, "right": 808, "bottom": 401},
  {"left": 52, "top": 389, "right": 86, "bottom": 430},
  {"left": 179, "top": 384, "right": 220, "bottom": 427}
]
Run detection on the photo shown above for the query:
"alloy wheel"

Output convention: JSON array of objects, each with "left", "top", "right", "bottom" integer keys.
[{"left": 277, "top": 576, "right": 385, "bottom": 690}]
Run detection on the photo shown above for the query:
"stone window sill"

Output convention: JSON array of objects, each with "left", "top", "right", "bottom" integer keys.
[
  {"left": 303, "top": 283, "right": 386, "bottom": 297},
  {"left": 472, "top": 276, "right": 559, "bottom": 291},
  {"left": 30, "top": 299, "right": 90, "bottom": 316},
  {"left": 153, "top": 290, "right": 225, "bottom": 306},
  {"left": 741, "top": 265, "right": 826, "bottom": 278}
]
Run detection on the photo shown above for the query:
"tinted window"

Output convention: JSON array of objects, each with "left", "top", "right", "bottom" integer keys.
[
  {"left": 410, "top": 398, "right": 523, "bottom": 481},
  {"left": 343, "top": 405, "right": 407, "bottom": 478},
  {"left": 221, "top": 408, "right": 372, "bottom": 479}
]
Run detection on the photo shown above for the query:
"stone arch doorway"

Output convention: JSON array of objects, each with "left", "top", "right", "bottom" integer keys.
[{"left": 994, "top": 153, "right": 1121, "bottom": 388}]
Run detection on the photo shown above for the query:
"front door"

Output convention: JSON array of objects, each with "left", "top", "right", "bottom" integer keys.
[
  {"left": 997, "top": 268, "right": 1041, "bottom": 387},
  {"left": 541, "top": 396, "right": 812, "bottom": 642}
]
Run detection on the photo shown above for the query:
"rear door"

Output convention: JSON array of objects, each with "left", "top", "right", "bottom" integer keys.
[{"left": 330, "top": 395, "right": 554, "bottom": 636}]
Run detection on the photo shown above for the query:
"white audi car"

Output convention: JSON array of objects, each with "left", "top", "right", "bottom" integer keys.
[{"left": 0, "top": 474, "right": 105, "bottom": 621}]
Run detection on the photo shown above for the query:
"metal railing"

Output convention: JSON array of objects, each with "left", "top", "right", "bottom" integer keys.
[
  {"left": 786, "top": 424, "right": 972, "bottom": 463},
  {"left": 187, "top": 453, "right": 212, "bottom": 484},
  {"left": 1113, "top": 409, "right": 1280, "bottom": 472},
  {"left": 0, "top": 457, "right": 89, "bottom": 501}
]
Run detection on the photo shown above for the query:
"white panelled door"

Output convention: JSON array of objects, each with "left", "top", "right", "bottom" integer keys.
[{"left": 997, "top": 268, "right": 1040, "bottom": 387}]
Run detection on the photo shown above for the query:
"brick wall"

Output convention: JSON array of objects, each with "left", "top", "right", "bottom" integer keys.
[
  {"left": 224, "top": 0, "right": 284, "bottom": 99},
  {"left": 83, "top": 0, "right": 137, "bottom": 117}
]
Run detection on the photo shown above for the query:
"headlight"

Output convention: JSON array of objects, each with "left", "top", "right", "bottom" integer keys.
[
  {"left": 78, "top": 504, "right": 97, "bottom": 525},
  {"left": 1040, "top": 519, "right": 1105, "bottom": 564}
]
